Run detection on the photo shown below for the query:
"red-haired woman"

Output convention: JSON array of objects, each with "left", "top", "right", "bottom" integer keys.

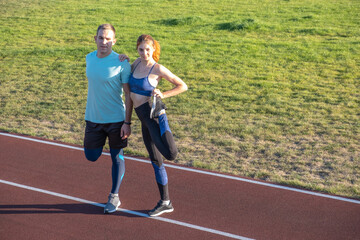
[{"left": 124, "top": 34, "right": 187, "bottom": 217}]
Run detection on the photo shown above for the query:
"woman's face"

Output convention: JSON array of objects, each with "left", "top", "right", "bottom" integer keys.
[{"left": 137, "top": 41, "right": 155, "bottom": 61}]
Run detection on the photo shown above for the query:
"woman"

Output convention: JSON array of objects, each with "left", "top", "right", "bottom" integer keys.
[{"left": 125, "top": 34, "right": 187, "bottom": 217}]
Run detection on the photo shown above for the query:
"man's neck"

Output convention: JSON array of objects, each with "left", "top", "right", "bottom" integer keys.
[{"left": 97, "top": 51, "right": 112, "bottom": 58}]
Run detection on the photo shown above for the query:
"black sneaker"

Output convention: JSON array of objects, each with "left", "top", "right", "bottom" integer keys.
[
  {"left": 148, "top": 200, "right": 174, "bottom": 217},
  {"left": 150, "top": 95, "right": 167, "bottom": 119}
]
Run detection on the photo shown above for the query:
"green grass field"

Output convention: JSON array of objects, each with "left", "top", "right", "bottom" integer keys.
[{"left": 1, "top": 0, "right": 359, "bottom": 198}]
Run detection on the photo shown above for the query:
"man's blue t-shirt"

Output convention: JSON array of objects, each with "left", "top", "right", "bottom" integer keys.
[{"left": 85, "top": 50, "right": 131, "bottom": 123}]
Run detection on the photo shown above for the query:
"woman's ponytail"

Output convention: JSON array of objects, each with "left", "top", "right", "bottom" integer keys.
[{"left": 152, "top": 40, "right": 161, "bottom": 62}]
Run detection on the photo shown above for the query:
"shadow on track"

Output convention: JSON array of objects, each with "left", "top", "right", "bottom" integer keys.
[{"left": 0, "top": 204, "right": 149, "bottom": 217}]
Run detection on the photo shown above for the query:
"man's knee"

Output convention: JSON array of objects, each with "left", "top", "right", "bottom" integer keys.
[{"left": 84, "top": 148, "right": 102, "bottom": 162}]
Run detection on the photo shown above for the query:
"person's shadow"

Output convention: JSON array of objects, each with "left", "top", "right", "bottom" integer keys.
[{"left": 0, "top": 203, "right": 149, "bottom": 218}]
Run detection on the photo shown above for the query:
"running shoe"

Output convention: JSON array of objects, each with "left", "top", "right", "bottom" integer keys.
[
  {"left": 148, "top": 200, "right": 174, "bottom": 217},
  {"left": 150, "top": 95, "right": 167, "bottom": 119},
  {"left": 104, "top": 193, "right": 120, "bottom": 214}
]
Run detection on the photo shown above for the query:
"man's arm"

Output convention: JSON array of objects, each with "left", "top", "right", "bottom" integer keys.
[
  {"left": 120, "top": 61, "right": 132, "bottom": 140},
  {"left": 121, "top": 84, "right": 132, "bottom": 140}
]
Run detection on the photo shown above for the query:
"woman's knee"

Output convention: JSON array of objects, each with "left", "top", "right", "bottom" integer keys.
[{"left": 165, "top": 148, "right": 178, "bottom": 161}]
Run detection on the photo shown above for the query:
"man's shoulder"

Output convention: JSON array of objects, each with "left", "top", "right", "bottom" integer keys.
[
  {"left": 86, "top": 50, "right": 97, "bottom": 60},
  {"left": 111, "top": 51, "right": 130, "bottom": 68},
  {"left": 109, "top": 51, "right": 120, "bottom": 61},
  {"left": 121, "top": 59, "right": 131, "bottom": 69}
]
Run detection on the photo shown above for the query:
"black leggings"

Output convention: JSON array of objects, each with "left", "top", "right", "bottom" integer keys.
[{"left": 135, "top": 102, "right": 178, "bottom": 200}]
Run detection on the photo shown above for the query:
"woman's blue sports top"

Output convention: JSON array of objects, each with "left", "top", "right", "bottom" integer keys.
[{"left": 129, "top": 62, "right": 157, "bottom": 97}]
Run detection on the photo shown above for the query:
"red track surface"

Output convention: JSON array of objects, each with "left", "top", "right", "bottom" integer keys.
[{"left": 0, "top": 132, "right": 359, "bottom": 240}]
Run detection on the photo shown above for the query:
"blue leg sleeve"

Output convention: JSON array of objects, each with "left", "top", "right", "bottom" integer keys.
[
  {"left": 158, "top": 113, "right": 171, "bottom": 136},
  {"left": 110, "top": 148, "right": 125, "bottom": 194},
  {"left": 151, "top": 162, "right": 168, "bottom": 185}
]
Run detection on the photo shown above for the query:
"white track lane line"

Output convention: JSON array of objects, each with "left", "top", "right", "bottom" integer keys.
[
  {"left": 1, "top": 132, "right": 359, "bottom": 205},
  {"left": 0, "top": 179, "right": 254, "bottom": 240}
]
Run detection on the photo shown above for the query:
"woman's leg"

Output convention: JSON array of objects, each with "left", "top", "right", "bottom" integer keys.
[
  {"left": 141, "top": 123, "right": 170, "bottom": 201},
  {"left": 158, "top": 113, "right": 177, "bottom": 160},
  {"left": 136, "top": 102, "right": 175, "bottom": 216},
  {"left": 135, "top": 103, "right": 177, "bottom": 160}
]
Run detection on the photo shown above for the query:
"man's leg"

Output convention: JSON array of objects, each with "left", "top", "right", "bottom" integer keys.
[
  {"left": 104, "top": 122, "right": 128, "bottom": 214},
  {"left": 84, "top": 121, "right": 106, "bottom": 162},
  {"left": 110, "top": 148, "right": 125, "bottom": 194},
  {"left": 84, "top": 147, "right": 103, "bottom": 162}
]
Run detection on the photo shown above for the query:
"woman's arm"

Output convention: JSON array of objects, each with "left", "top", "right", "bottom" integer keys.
[
  {"left": 153, "top": 65, "right": 188, "bottom": 99},
  {"left": 118, "top": 54, "right": 130, "bottom": 62}
]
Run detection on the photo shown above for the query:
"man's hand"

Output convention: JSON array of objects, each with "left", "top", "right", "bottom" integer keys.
[
  {"left": 119, "top": 54, "right": 130, "bottom": 62},
  {"left": 121, "top": 124, "right": 131, "bottom": 140}
]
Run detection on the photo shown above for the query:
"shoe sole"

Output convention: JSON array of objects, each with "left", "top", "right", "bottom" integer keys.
[
  {"left": 149, "top": 208, "right": 174, "bottom": 217},
  {"left": 150, "top": 95, "right": 156, "bottom": 119},
  {"left": 104, "top": 201, "right": 121, "bottom": 214}
]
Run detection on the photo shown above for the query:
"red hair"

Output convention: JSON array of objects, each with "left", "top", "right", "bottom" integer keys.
[{"left": 136, "top": 34, "right": 161, "bottom": 62}]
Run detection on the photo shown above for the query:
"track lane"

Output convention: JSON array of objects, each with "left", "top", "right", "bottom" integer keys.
[{"left": 1, "top": 132, "right": 359, "bottom": 240}]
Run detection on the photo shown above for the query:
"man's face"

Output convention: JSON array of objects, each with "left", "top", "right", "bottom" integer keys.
[{"left": 94, "top": 29, "right": 116, "bottom": 58}]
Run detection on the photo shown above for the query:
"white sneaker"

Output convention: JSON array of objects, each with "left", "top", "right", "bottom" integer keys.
[{"left": 104, "top": 193, "right": 120, "bottom": 213}]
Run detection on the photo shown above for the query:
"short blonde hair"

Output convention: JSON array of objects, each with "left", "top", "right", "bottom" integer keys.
[{"left": 96, "top": 24, "right": 116, "bottom": 37}]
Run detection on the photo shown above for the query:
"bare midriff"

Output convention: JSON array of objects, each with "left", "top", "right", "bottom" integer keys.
[{"left": 131, "top": 92, "right": 151, "bottom": 108}]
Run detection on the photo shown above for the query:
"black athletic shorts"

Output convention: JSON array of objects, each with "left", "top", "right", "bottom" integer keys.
[{"left": 84, "top": 121, "right": 128, "bottom": 149}]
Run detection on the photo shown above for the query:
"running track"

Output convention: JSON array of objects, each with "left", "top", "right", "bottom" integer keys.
[{"left": 0, "top": 132, "right": 359, "bottom": 240}]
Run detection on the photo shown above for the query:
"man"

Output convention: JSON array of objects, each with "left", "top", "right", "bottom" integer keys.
[{"left": 84, "top": 24, "right": 132, "bottom": 214}]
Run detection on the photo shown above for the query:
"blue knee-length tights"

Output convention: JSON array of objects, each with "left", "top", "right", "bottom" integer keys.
[{"left": 84, "top": 148, "right": 125, "bottom": 194}]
